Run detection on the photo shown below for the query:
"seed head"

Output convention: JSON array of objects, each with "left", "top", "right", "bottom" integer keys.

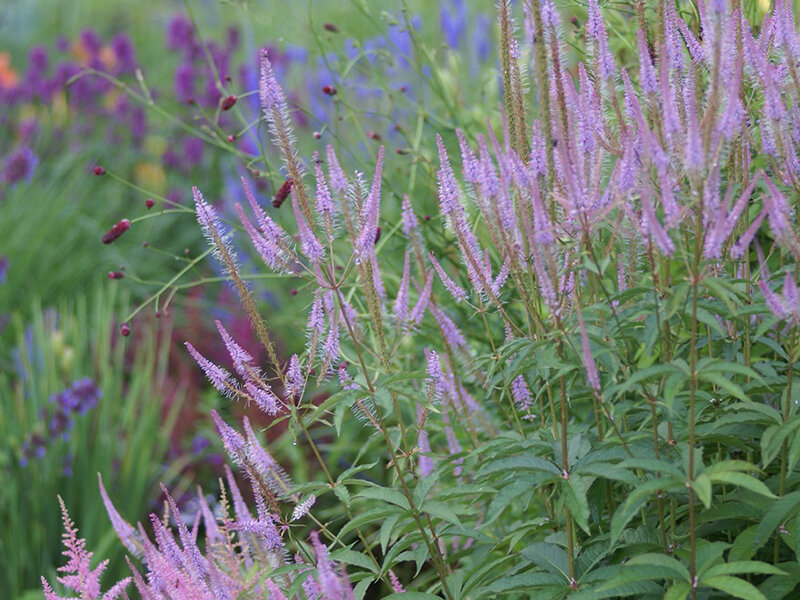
[
  {"left": 221, "top": 95, "right": 237, "bottom": 110},
  {"left": 273, "top": 178, "right": 293, "bottom": 208},
  {"left": 102, "top": 219, "right": 131, "bottom": 244},
  {"left": 93, "top": 165, "right": 105, "bottom": 176}
]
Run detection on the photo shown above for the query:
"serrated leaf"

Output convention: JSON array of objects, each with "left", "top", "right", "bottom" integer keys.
[
  {"left": 476, "top": 453, "right": 560, "bottom": 479},
  {"left": 664, "top": 582, "right": 691, "bottom": 600},
  {"left": 422, "top": 500, "right": 463, "bottom": 527},
  {"left": 358, "top": 486, "right": 410, "bottom": 510},
  {"left": 330, "top": 548, "right": 379, "bottom": 574},
  {"left": 753, "top": 491, "right": 800, "bottom": 550},
  {"left": 703, "top": 561, "right": 785, "bottom": 578},
  {"left": 626, "top": 553, "right": 690, "bottom": 582},
  {"left": 708, "top": 471, "right": 776, "bottom": 498},
  {"left": 520, "top": 542, "right": 570, "bottom": 579},
  {"left": 413, "top": 473, "right": 438, "bottom": 507},
  {"left": 383, "top": 593, "right": 441, "bottom": 599},
  {"left": 563, "top": 476, "right": 591, "bottom": 534},
  {"left": 380, "top": 512, "right": 402, "bottom": 554},
  {"left": 610, "top": 477, "right": 684, "bottom": 545},
  {"left": 692, "top": 473, "right": 713, "bottom": 508},
  {"left": 702, "top": 575, "right": 766, "bottom": 600}
]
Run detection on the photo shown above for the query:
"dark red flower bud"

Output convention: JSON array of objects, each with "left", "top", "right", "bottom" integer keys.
[
  {"left": 224, "top": 74, "right": 232, "bottom": 82},
  {"left": 272, "top": 178, "right": 293, "bottom": 208},
  {"left": 322, "top": 85, "right": 337, "bottom": 96},
  {"left": 142, "top": 241, "right": 148, "bottom": 247},
  {"left": 227, "top": 134, "right": 236, "bottom": 143},
  {"left": 323, "top": 23, "right": 339, "bottom": 33},
  {"left": 221, "top": 95, "right": 237, "bottom": 111},
  {"left": 108, "top": 271, "right": 125, "bottom": 279},
  {"left": 367, "top": 130, "right": 381, "bottom": 141},
  {"left": 145, "top": 199, "right": 155, "bottom": 209},
  {"left": 313, "top": 131, "right": 321, "bottom": 139},
  {"left": 120, "top": 323, "right": 131, "bottom": 336},
  {"left": 396, "top": 148, "right": 409, "bottom": 155},
  {"left": 93, "top": 166, "right": 105, "bottom": 176},
  {"left": 102, "top": 219, "right": 131, "bottom": 244},
  {"left": 424, "top": 214, "right": 431, "bottom": 221},
  {"left": 374, "top": 226, "right": 382, "bottom": 244},
  {"left": 290, "top": 288, "right": 297, "bottom": 296}
]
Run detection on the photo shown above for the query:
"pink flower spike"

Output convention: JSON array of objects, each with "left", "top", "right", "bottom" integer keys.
[
  {"left": 401, "top": 194, "right": 419, "bottom": 236},
  {"left": 410, "top": 270, "right": 435, "bottom": 325}
]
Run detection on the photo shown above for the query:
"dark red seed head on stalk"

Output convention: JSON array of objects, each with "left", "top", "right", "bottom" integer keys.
[
  {"left": 272, "top": 178, "right": 293, "bottom": 208},
  {"left": 145, "top": 199, "right": 155, "bottom": 209},
  {"left": 102, "top": 219, "right": 131, "bottom": 244},
  {"left": 323, "top": 23, "right": 339, "bottom": 33},
  {"left": 321, "top": 85, "right": 337, "bottom": 96},
  {"left": 120, "top": 323, "right": 131, "bottom": 337},
  {"left": 290, "top": 288, "right": 297, "bottom": 296},
  {"left": 221, "top": 95, "right": 237, "bottom": 111},
  {"left": 93, "top": 166, "right": 105, "bottom": 176},
  {"left": 108, "top": 271, "right": 125, "bottom": 279},
  {"left": 374, "top": 226, "right": 382, "bottom": 244}
]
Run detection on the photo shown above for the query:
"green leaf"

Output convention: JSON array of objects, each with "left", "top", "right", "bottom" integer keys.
[
  {"left": 753, "top": 491, "right": 800, "bottom": 550},
  {"left": 698, "top": 372, "right": 747, "bottom": 401},
  {"left": 353, "top": 577, "right": 373, "bottom": 600},
  {"left": 692, "top": 473, "right": 712, "bottom": 508},
  {"left": 482, "top": 571, "right": 564, "bottom": 594},
  {"left": 330, "top": 548, "right": 379, "bottom": 574},
  {"left": 358, "top": 486, "right": 410, "bottom": 510},
  {"left": 413, "top": 473, "right": 438, "bottom": 507},
  {"left": 520, "top": 542, "right": 570, "bottom": 579},
  {"left": 626, "top": 553, "right": 691, "bottom": 582},
  {"left": 610, "top": 477, "right": 684, "bottom": 545},
  {"left": 729, "top": 525, "right": 758, "bottom": 562},
  {"left": 379, "top": 513, "right": 402, "bottom": 554},
  {"left": 702, "top": 575, "right": 766, "bottom": 600},
  {"left": 476, "top": 453, "right": 560, "bottom": 479},
  {"left": 703, "top": 561, "right": 785, "bottom": 578},
  {"left": 333, "top": 483, "right": 351, "bottom": 507},
  {"left": 708, "top": 471, "right": 776, "bottom": 498},
  {"left": 383, "top": 593, "right": 441, "bottom": 600},
  {"left": 421, "top": 500, "right": 463, "bottom": 528},
  {"left": 562, "top": 476, "right": 591, "bottom": 534},
  {"left": 664, "top": 582, "right": 691, "bottom": 600}
]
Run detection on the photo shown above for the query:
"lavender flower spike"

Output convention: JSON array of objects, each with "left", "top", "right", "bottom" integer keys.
[
  {"left": 355, "top": 146, "right": 384, "bottom": 261},
  {"left": 291, "top": 187, "right": 324, "bottom": 264},
  {"left": 98, "top": 473, "right": 141, "bottom": 557},
  {"left": 401, "top": 194, "right": 419, "bottom": 236},
  {"left": 393, "top": 250, "right": 411, "bottom": 324},
  {"left": 429, "top": 253, "right": 468, "bottom": 302},
  {"left": 577, "top": 311, "right": 601, "bottom": 391},
  {"left": 185, "top": 342, "right": 232, "bottom": 395}
]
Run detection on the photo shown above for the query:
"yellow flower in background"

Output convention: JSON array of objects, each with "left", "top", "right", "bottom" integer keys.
[
  {"left": 144, "top": 136, "right": 168, "bottom": 157},
  {"left": 758, "top": 0, "right": 770, "bottom": 13},
  {"left": 134, "top": 161, "right": 166, "bottom": 194},
  {"left": 0, "top": 52, "right": 19, "bottom": 88}
]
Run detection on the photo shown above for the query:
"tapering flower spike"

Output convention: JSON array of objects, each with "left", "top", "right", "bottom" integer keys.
[
  {"left": 410, "top": 270, "right": 434, "bottom": 326},
  {"left": 393, "top": 251, "right": 411, "bottom": 323},
  {"left": 326, "top": 144, "right": 348, "bottom": 194},
  {"left": 401, "top": 194, "right": 419, "bottom": 236},
  {"left": 577, "top": 310, "right": 601, "bottom": 391},
  {"left": 98, "top": 473, "right": 141, "bottom": 558},
  {"left": 185, "top": 342, "right": 232, "bottom": 395},
  {"left": 429, "top": 253, "right": 468, "bottom": 303},
  {"left": 587, "top": 0, "right": 615, "bottom": 80},
  {"left": 291, "top": 187, "right": 324, "bottom": 264},
  {"left": 355, "top": 146, "right": 384, "bottom": 261}
]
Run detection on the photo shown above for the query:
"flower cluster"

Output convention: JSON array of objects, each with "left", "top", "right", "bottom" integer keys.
[{"left": 21, "top": 379, "right": 101, "bottom": 473}]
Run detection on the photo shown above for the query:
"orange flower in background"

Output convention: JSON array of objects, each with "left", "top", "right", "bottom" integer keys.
[{"left": 0, "top": 52, "right": 19, "bottom": 88}]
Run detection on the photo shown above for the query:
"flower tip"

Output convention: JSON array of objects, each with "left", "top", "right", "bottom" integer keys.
[{"left": 93, "top": 165, "right": 105, "bottom": 176}]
